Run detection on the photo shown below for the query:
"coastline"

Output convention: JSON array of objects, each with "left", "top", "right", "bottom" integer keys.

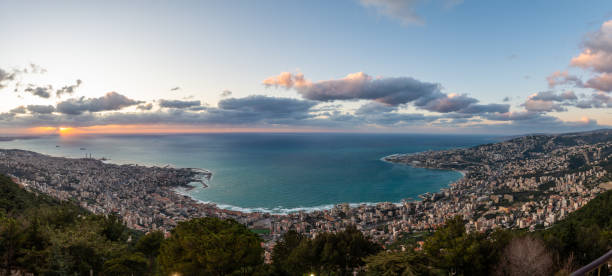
[
  {"left": 175, "top": 155, "right": 465, "bottom": 215},
  {"left": 3, "top": 129, "right": 609, "bottom": 242},
  {"left": 1, "top": 133, "right": 484, "bottom": 217}
]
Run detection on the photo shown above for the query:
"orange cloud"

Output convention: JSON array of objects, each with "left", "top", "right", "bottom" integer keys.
[{"left": 262, "top": 72, "right": 310, "bottom": 88}]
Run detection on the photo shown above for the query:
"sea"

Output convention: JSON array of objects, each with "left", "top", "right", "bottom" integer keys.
[{"left": 0, "top": 133, "right": 495, "bottom": 214}]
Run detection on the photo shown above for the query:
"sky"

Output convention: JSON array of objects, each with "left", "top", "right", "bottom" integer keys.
[{"left": 1, "top": 0, "right": 612, "bottom": 135}]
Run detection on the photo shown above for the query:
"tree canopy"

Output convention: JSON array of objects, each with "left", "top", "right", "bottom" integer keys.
[{"left": 158, "top": 217, "right": 264, "bottom": 276}]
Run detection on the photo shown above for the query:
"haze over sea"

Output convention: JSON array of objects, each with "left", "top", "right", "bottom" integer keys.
[{"left": 1, "top": 133, "right": 495, "bottom": 213}]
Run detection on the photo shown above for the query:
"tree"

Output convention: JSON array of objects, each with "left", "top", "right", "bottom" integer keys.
[
  {"left": 0, "top": 216, "right": 24, "bottom": 273},
  {"left": 101, "top": 213, "right": 129, "bottom": 242},
  {"left": 271, "top": 230, "right": 305, "bottom": 275},
  {"left": 158, "top": 217, "right": 264, "bottom": 275},
  {"left": 494, "top": 236, "right": 553, "bottom": 276},
  {"left": 364, "top": 251, "right": 416, "bottom": 276},
  {"left": 423, "top": 216, "right": 501, "bottom": 275},
  {"left": 135, "top": 230, "right": 164, "bottom": 273},
  {"left": 103, "top": 252, "right": 148, "bottom": 276},
  {"left": 277, "top": 226, "right": 381, "bottom": 275},
  {"left": 17, "top": 218, "right": 51, "bottom": 274}
]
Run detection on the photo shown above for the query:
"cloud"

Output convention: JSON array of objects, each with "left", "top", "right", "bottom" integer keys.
[
  {"left": 523, "top": 99, "right": 566, "bottom": 112},
  {"left": 484, "top": 111, "right": 542, "bottom": 121},
  {"left": 355, "top": 102, "right": 397, "bottom": 114},
  {"left": 158, "top": 99, "right": 201, "bottom": 109},
  {"left": 0, "top": 68, "right": 18, "bottom": 89},
  {"left": 358, "top": 111, "right": 438, "bottom": 126},
  {"left": 264, "top": 71, "right": 440, "bottom": 105},
  {"left": 575, "top": 92, "right": 612, "bottom": 108},
  {"left": 136, "top": 103, "right": 153, "bottom": 111},
  {"left": 0, "top": 93, "right": 606, "bottom": 134},
  {"left": 0, "top": 95, "right": 318, "bottom": 128},
  {"left": 584, "top": 72, "right": 612, "bottom": 92},
  {"left": 21, "top": 64, "right": 47, "bottom": 74},
  {"left": 9, "top": 106, "right": 26, "bottom": 114},
  {"left": 571, "top": 48, "right": 612, "bottom": 74},
  {"left": 24, "top": 85, "right": 53, "bottom": 98},
  {"left": 521, "top": 91, "right": 580, "bottom": 112},
  {"left": 220, "top": 90, "right": 233, "bottom": 97},
  {"left": 567, "top": 20, "right": 612, "bottom": 92},
  {"left": 26, "top": 105, "right": 55, "bottom": 114},
  {"left": 359, "top": 0, "right": 424, "bottom": 25},
  {"left": 264, "top": 72, "right": 508, "bottom": 115},
  {"left": 56, "top": 79, "right": 82, "bottom": 97},
  {"left": 415, "top": 93, "right": 508, "bottom": 114},
  {"left": 528, "top": 90, "right": 577, "bottom": 101},
  {"left": 0, "top": 64, "right": 47, "bottom": 90},
  {"left": 217, "top": 95, "right": 316, "bottom": 119},
  {"left": 56, "top": 92, "right": 142, "bottom": 115},
  {"left": 263, "top": 72, "right": 309, "bottom": 88},
  {"left": 416, "top": 93, "right": 477, "bottom": 112},
  {"left": 454, "top": 103, "right": 509, "bottom": 114},
  {"left": 546, "top": 71, "right": 583, "bottom": 88}
]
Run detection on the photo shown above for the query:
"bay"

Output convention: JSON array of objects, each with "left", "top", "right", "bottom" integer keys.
[{"left": 0, "top": 133, "right": 495, "bottom": 213}]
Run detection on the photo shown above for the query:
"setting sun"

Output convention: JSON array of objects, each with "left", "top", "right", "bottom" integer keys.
[{"left": 58, "top": 127, "right": 75, "bottom": 135}]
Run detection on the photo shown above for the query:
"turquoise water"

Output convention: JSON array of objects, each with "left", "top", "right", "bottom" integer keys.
[{"left": 0, "top": 133, "right": 494, "bottom": 213}]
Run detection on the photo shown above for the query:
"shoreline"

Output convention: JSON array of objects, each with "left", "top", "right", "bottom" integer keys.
[
  {"left": 2, "top": 136, "right": 476, "bottom": 217},
  {"left": 175, "top": 155, "right": 466, "bottom": 215},
  {"left": 1, "top": 144, "right": 467, "bottom": 217},
  {"left": 3, "top": 129, "right": 609, "bottom": 242}
]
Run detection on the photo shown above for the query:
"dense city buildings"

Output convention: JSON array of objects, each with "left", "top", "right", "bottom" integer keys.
[{"left": 1, "top": 129, "right": 611, "bottom": 256}]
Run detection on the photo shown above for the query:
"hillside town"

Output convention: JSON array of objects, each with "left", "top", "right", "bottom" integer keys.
[{"left": 0, "top": 129, "right": 611, "bottom": 257}]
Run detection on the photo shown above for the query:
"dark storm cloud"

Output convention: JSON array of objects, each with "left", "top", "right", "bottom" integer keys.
[{"left": 56, "top": 92, "right": 142, "bottom": 115}]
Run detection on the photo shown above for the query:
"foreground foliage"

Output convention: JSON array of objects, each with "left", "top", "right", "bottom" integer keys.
[
  {"left": 271, "top": 227, "right": 381, "bottom": 275},
  {"left": 158, "top": 217, "right": 264, "bottom": 275}
]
